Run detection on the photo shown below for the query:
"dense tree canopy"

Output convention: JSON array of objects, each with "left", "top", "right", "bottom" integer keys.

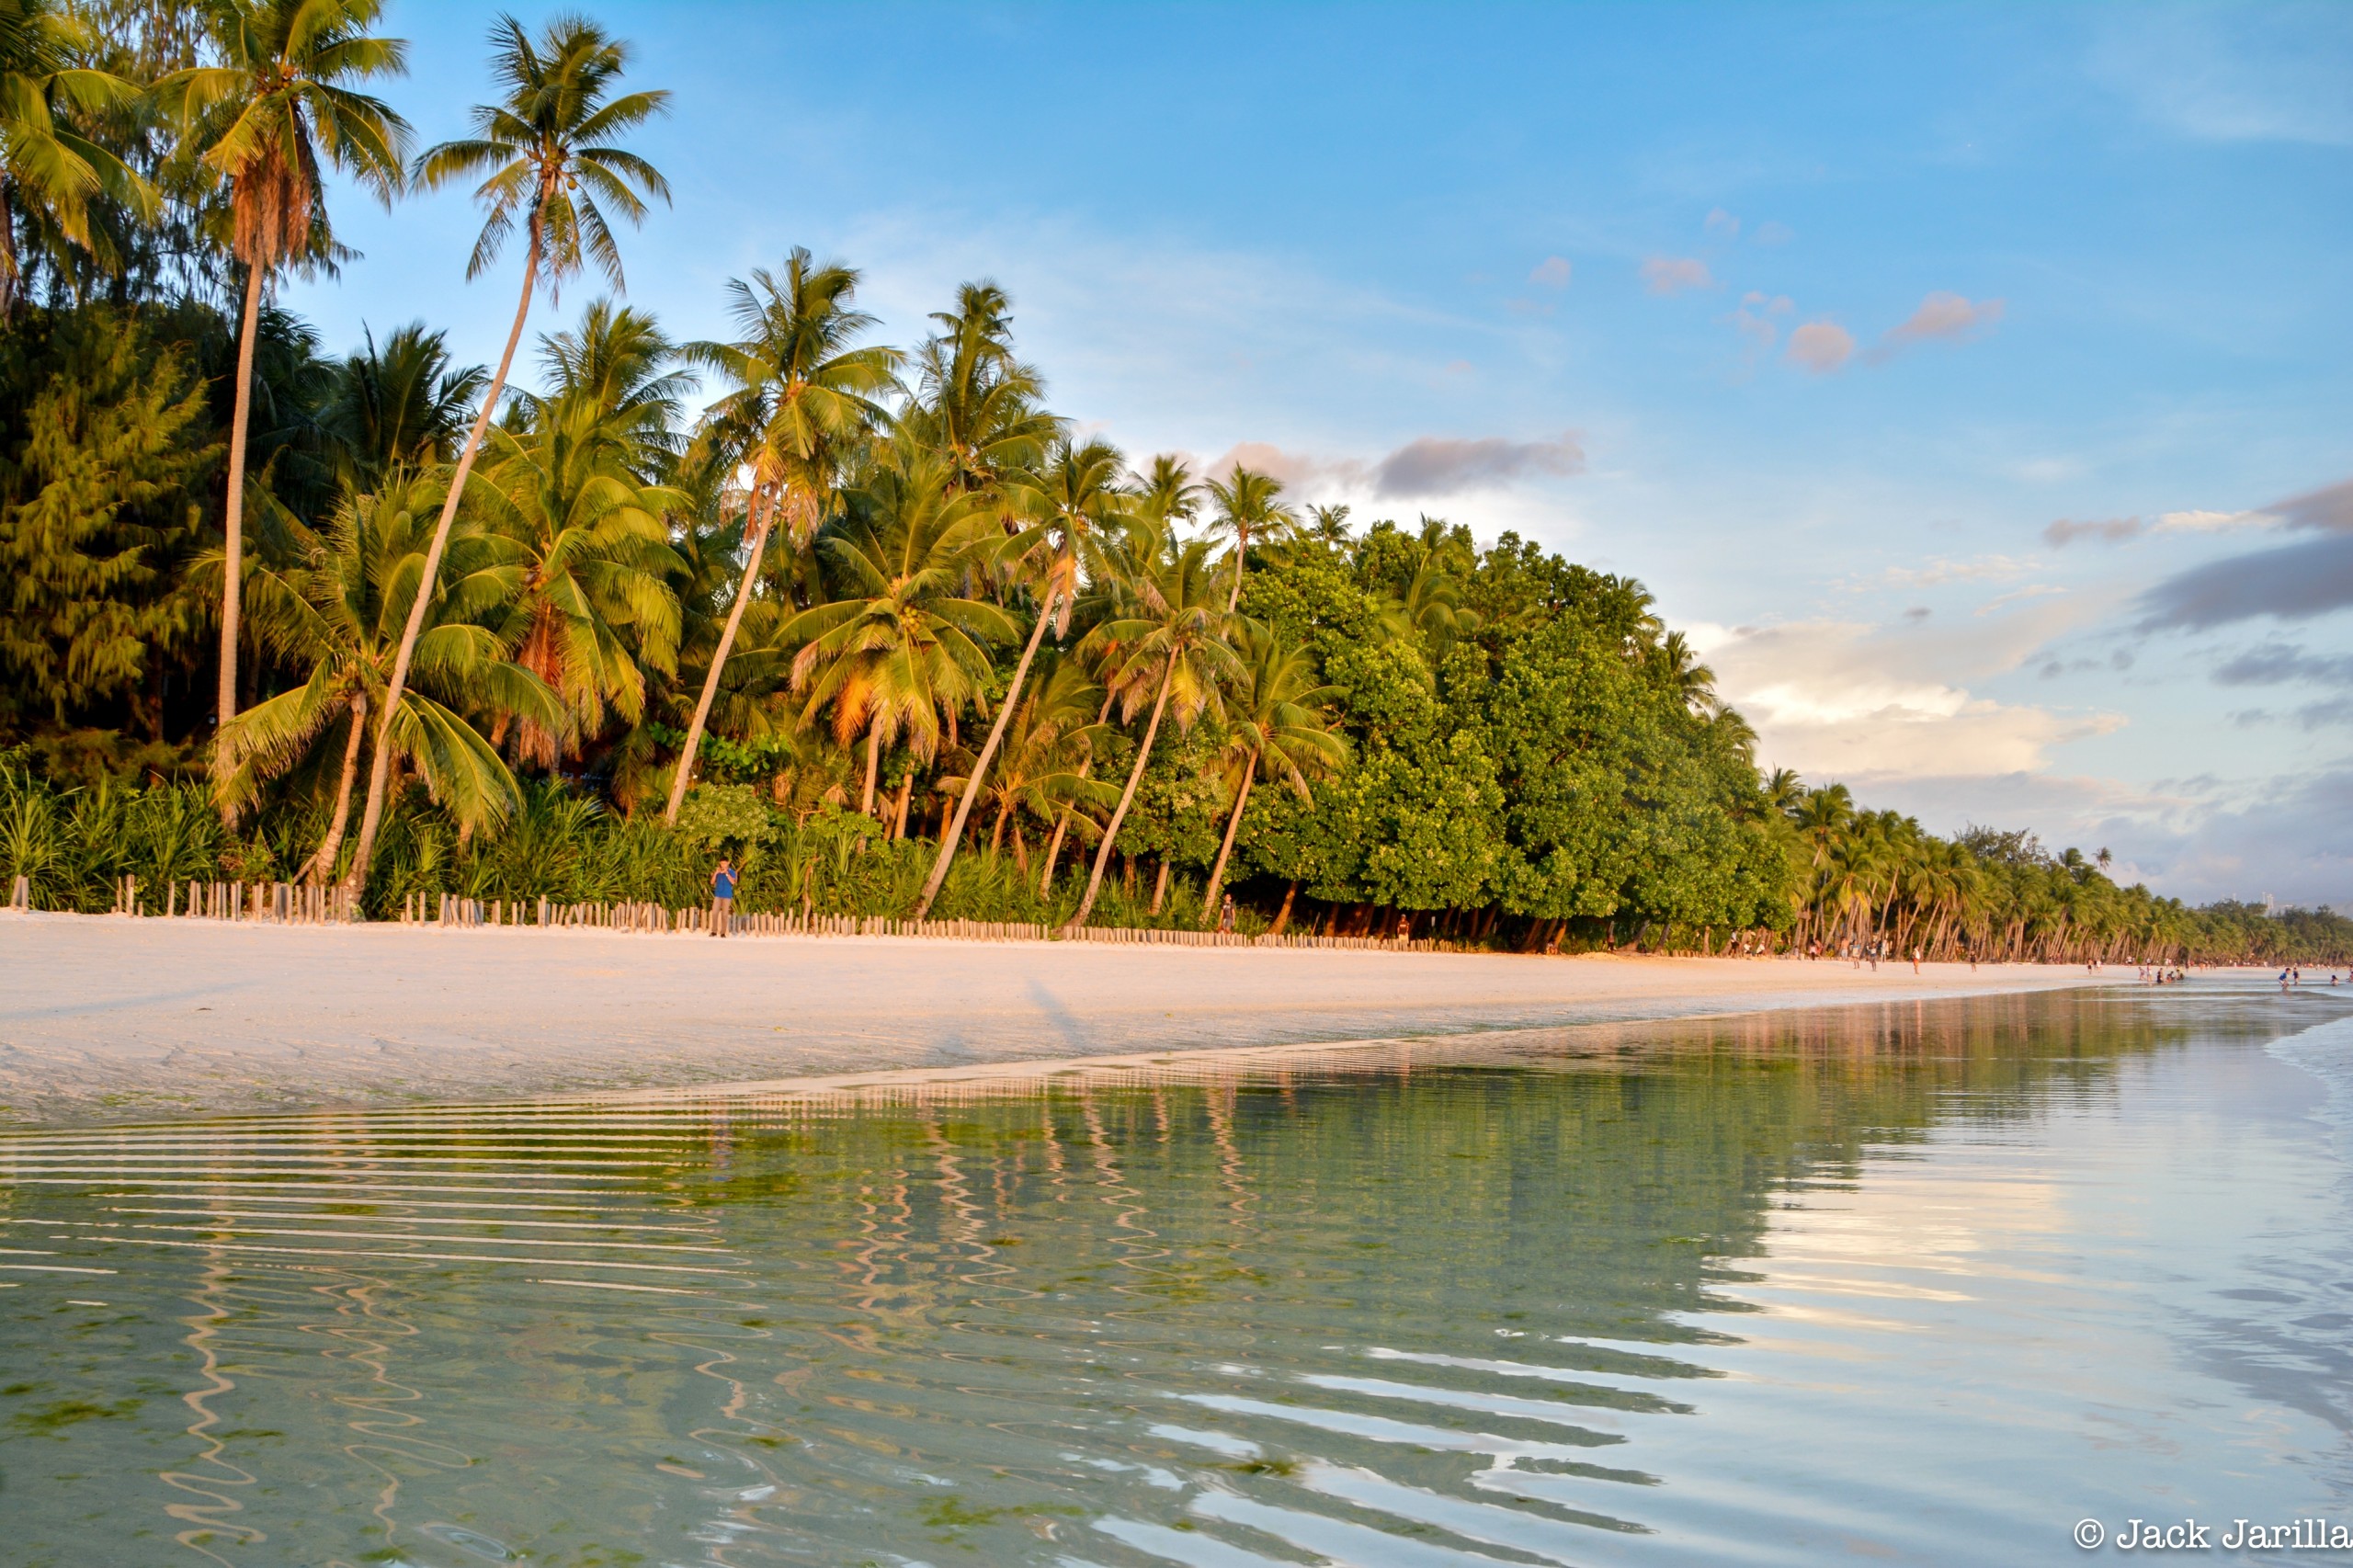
[{"left": 0, "top": 1, "right": 2343, "bottom": 966}]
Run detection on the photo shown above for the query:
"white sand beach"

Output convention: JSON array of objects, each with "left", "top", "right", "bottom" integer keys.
[{"left": 0, "top": 910, "right": 2128, "bottom": 1124}]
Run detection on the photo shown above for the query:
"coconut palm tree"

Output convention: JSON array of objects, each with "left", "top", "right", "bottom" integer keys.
[
  {"left": 1653, "top": 629, "right": 1718, "bottom": 714},
  {"left": 0, "top": 0, "right": 153, "bottom": 312},
  {"left": 783, "top": 438, "right": 1014, "bottom": 816},
  {"left": 1197, "top": 620, "right": 1345, "bottom": 926},
  {"left": 665, "top": 251, "right": 899, "bottom": 823},
  {"left": 1136, "top": 453, "right": 1202, "bottom": 529},
  {"left": 935, "top": 654, "right": 1109, "bottom": 873},
  {"left": 347, "top": 11, "right": 666, "bottom": 893},
  {"left": 470, "top": 309, "right": 687, "bottom": 768},
  {"left": 1063, "top": 521, "right": 1240, "bottom": 930},
  {"left": 321, "top": 322, "right": 486, "bottom": 486},
  {"left": 160, "top": 0, "right": 410, "bottom": 737},
  {"left": 909, "top": 280, "right": 1058, "bottom": 498},
  {"left": 213, "top": 472, "right": 555, "bottom": 879},
  {"left": 1203, "top": 464, "right": 1294, "bottom": 613},
  {"left": 915, "top": 433, "right": 1129, "bottom": 916},
  {"left": 1304, "top": 502, "right": 1352, "bottom": 545}
]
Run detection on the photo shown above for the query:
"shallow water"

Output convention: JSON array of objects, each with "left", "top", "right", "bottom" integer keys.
[{"left": 2, "top": 981, "right": 2348, "bottom": 1567}]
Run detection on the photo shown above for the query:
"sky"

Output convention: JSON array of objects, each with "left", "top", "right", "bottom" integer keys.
[{"left": 285, "top": 2, "right": 2353, "bottom": 908}]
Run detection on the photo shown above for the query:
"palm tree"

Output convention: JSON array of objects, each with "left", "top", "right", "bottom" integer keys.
[
  {"left": 915, "top": 433, "right": 1129, "bottom": 917},
  {"left": 1063, "top": 522, "right": 1240, "bottom": 930},
  {"left": 1653, "top": 629, "right": 1718, "bottom": 713},
  {"left": 471, "top": 306, "right": 687, "bottom": 768},
  {"left": 936, "top": 654, "right": 1108, "bottom": 873},
  {"left": 1197, "top": 620, "right": 1345, "bottom": 926},
  {"left": 213, "top": 472, "right": 555, "bottom": 879},
  {"left": 347, "top": 12, "right": 666, "bottom": 893},
  {"left": 665, "top": 251, "right": 899, "bottom": 823},
  {"left": 1304, "top": 502, "right": 1352, "bottom": 545},
  {"left": 783, "top": 439, "right": 1014, "bottom": 815},
  {"left": 1203, "top": 464, "right": 1294, "bottom": 613},
  {"left": 0, "top": 0, "right": 153, "bottom": 312},
  {"left": 1137, "top": 453, "right": 1202, "bottom": 529},
  {"left": 161, "top": 0, "right": 410, "bottom": 741},
  {"left": 909, "top": 280, "right": 1058, "bottom": 497},
  {"left": 321, "top": 322, "right": 486, "bottom": 486}
]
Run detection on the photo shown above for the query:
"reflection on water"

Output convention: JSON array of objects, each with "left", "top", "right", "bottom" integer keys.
[{"left": 2, "top": 984, "right": 2349, "bottom": 1566}]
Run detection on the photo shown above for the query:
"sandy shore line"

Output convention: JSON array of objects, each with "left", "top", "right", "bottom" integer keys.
[{"left": 0, "top": 910, "right": 2120, "bottom": 1124}]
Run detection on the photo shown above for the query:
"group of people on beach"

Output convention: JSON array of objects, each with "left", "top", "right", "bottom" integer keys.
[{"left": 2276, "top": 967, "right": 2344, "bottom": 987}]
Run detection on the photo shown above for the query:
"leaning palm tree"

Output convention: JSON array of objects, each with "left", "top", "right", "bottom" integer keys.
[
  {"left": 1203, "top": 464, "right": 1295, "bottom": 613},
  {"left": 783, "top": 439, "right": 1014, "bottom": 815},
  {"left": 664, "top": 251, "right": 900, "bottom": 824},
  {"left": 346, "top": 12, "right": 666, "bottom": 893},
  {"left": 935, "top": 654, "right": 1110, "bottom": 873},
  {"left": 213, "top": 472, "right": 556, "bottom": 879},
  {"left": 1196, "top": 621, "right": 1346, "bottom": 926},
  {"left": 1063, "top": 522, "right": 1241, "bottom": 931},
  {"left": 914, "top": 433, "right": 1129, "bottom": 917},
  {"left": 0, "top": 0, "right": 152, "bottom": 312},
  {"left": 161, "top": 0, "right": 410, "bottom": 737}
]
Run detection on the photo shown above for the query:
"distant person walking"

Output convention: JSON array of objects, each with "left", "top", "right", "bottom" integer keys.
[
  {"left": 1219, "top": 894, "right": 1236, "bottom": 934},
  {"left": 710, "top": 858, "right": 737, "bottom": 938}
]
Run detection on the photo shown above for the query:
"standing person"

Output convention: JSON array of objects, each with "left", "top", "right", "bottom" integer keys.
[
  {"left": 710, "top": 858, "right": 737, "bottom": 938},
  {"left": 1220, "top": 894, "right": 1236, "bottom": 934}
]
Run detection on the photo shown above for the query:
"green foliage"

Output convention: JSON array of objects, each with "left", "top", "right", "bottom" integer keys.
[{"left": 0, "top": 306, "right": 211, "bottom": 733}]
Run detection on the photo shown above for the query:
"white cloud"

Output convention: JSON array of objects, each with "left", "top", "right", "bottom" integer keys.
[
  {"left": 1753, "top": 220, "right": 1794, "bottom": 245},
  {"left": 1528, "top": 256, "right": 1572, "bottom": 289},
  {"left": 1696, "top": 596, "right": 2118, "bottom": 779},
  {"left": 1704, "top": 207, "right": 1741, "bottom": 238},
  {"left": 2154, "top": 507, "right": 2270, "bottom": 534}
]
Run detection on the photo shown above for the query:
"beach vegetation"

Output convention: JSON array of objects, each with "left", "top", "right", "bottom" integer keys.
[{"left": 0, "top": 3, "right": 2343, "bottom": 966}]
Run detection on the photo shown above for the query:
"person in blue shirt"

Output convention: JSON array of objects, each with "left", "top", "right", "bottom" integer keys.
[{"left": 710, "top": 858, "right": 736, "bottom": 937}]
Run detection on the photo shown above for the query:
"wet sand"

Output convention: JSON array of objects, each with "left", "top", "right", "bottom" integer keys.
[{"left": 0, "top": 910, "right": 2120, "bottom": 1124}]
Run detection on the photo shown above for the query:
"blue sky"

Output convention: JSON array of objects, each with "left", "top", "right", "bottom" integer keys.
[{"left": 288, "top": 2, "right": 2353, "bottom": 906}]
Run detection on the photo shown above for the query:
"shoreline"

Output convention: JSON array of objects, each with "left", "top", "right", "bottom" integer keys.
[{"left": 1, "top": 910, "right": 2128, "bottom": 1126}]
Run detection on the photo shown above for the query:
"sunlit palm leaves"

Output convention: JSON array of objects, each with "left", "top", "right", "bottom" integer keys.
[
  {"left": 783, "top": 437, "right": 1014, "bottom": 813},
  {"left": 0, "top": 0, "right": 152, "bottom": 310},
  {"left": 214, "top": 472, "right": 555, "bottom": 874}
]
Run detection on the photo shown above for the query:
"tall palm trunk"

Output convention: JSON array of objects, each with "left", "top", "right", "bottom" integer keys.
[
  {"left": 303, "top": 691, "right": 368, "bottom": 884},
  {"left": 664, "top": 488, "right": 775, "bottom": 823},
  {"left": 1198, "top": 762, "right": 1256, "bottom": 926},
  {"left": 345, "top": 227, "right": 542, "bottom": 897},
  {"left": 1226, "top": 524, "right": 1246, "bottom": 613},
  {"left": 860, "top": 722, "right": 881, "bottom": 817},
  {"left": 915, "top": 582, "right": 1055, "bottom": 917},
  {"left": 1065, "top": 653, "right": 1176, "bottom": 932},
  {"left": 216, "top": 260, "right": 265, "bottom": 747}
]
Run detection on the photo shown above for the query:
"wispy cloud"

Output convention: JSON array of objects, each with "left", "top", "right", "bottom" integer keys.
[
  {"left": 2211, "top": 642, "right": 2353, "bottom": 687},
  {"left": 1528, "top": 256, "right": 1571, "bottom": 289},
  {"left": 2133, "top": 476, "right": 2353, "bottom": 629},
  {"left": 2092, "top": 6, "right": 2353, "bottom": 146},
  {"left": 1204, "top": 431, "right": 1586, "bottom": 500},
  {"left": 1641, "top": 256, "right": 1714, "bottom": 295},
  {"left": 1371, "top": 433, "right": 1586, "bottom": 496},
  {"left": 2044, "top": 517, "right": 2144, "bottom": 546},
  {"left": 1704, "top": 207, "right": 1741, "bottom": 238}
]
